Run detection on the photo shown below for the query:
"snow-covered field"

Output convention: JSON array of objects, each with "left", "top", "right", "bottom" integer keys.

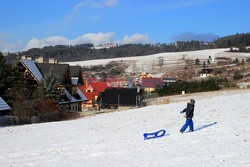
[
  {"left": 62, "top": 48, "right": 250, "bottom": 75},
  {"left": 1, "top": 89, "right": 250, "bottom": 167}
]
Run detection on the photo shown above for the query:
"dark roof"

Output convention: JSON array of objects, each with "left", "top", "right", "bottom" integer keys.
[
  {"left": 141, "top": 78, "right": 163, "bottom": 88},
  {"left": 19, "top": 60, "right": 83, "bottom": 85},
  {"left": 70, "top": 66, "right": 81, "bottom": 77},
  {"left": 36, "top": 63, "right": 70, "bottom": 85},
  {"left": 163, "top": 78, "right": 177, "bottom": 82},
  {"left": 59, "top": 88, "right": 87, "bottom": 104},
  {"left": 200, "top": 68, "right": 213, "bottom": 74},
  {"left": 70, "top": 66, "right": 84, "bottom": 85}
]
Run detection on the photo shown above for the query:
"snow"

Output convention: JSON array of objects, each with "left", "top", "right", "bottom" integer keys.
[
  {"left": 61, "top": 48, "right": 250, "bottom": 75},
  {"left": 1, "top": 89, "right": 250, "bottom": 167}
]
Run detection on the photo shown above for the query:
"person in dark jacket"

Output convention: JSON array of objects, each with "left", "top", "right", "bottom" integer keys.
[{"left": 180, "top": 99, "right": 195, "bottom": 133}]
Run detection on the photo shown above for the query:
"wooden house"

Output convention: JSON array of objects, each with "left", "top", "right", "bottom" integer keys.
[
  {"left": 79, "top": 81, "right": 109, "bottom": 108},
  {"left": 141, "top": 78, "right": 163, "bottom": 93},
  {"left": 18, "top": 59, "right": 87, "bottom": 112},
  {"left": 200, "top": 68, "right": 213, "bottom": 78}
]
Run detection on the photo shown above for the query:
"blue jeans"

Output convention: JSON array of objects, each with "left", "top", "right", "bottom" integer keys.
[{"left": 180, "top": 118, "right": 194, "bottom": 132}]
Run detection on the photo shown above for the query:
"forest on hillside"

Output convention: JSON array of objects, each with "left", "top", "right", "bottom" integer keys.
[{"left": 5, "top": 33, "right": 250, "bottom": 63}]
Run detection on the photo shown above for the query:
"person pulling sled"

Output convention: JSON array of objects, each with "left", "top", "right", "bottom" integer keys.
[{"left": 180, "top": 99, "right": 195, "bottom": 133}]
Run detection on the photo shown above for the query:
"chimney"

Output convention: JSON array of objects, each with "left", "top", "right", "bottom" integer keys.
[
  {"left": 49, "top": 58, "right": 58, "bottom": 64},
  {"left": 21, "top": 55, "right": 27, "bottom": 60},
  {"left": 35, "top": 56, "right": 44, "bottom": 63}
]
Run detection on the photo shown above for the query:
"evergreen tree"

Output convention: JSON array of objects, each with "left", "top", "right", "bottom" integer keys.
[
  {"left": 234, "top": 58, "right": 239, "bottom": 64},
  {"left": 233, "top": 69, "right": 243, "bottom": 80},
  {"left": 195, "top": 58, "right": 200, "bottom": 65},
  {"left": 158, "top": 57, "right": 164, "bottom": 69},
  {"left": 203, "top": 61, "right": 206, "bottom": 68},
  {"left": 35, "top": 70, "right": 61, "bottom": 102},
  {"left": 207, "top": 59, "right": 211, "bottom": 65},
  {"left": 5, "top": 61, "right": 35, "bottom": 123},
  {"left": 0, "top": 52, "right": 13, "bottom": 96},
  {"left": 8, "top": 83, "right": 35, "bottom": 123},
  {"left": 241, "top": 59, "right": 245, "bottom": 64}
]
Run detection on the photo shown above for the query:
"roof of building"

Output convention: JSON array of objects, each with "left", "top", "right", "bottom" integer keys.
[
  {"left": 141, "top": 78, "right": 163, "bottom": 88},
  {"left": 20, "top": 59, "right": 43, "bottom": 82},
  {"left": 79, "top": 81, "right": 109, "bottom": 101},
  {"left": 200, "top": 68, "right": 213, "bottom": 74},
  {"left": 70, "top": 66, "right": 83, "bottom": 85},
  {"left": 163, "top": 78, "right": 177, "bottom": 82},
  {"left": 69, "top": 66, "right": 81, "bottom": 77},
  {"left": 88, "top": 81, "right": 108, "bottom": 92},
  {"left": 0, "top": 96, "right": 11, "bottom": 111},
  {"left": 36, "top": 63, "right": 70, "bottom": 85},
  {"left": 59, "top": 88, "right": 88, "bottom": 104}
]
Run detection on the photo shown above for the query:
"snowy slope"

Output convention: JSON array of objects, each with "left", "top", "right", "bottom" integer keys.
[
  {"left": 62, "top": 48, "right": 250, "bottom": 74},
  {"left": 0, "top": 89, "right": 250, "bottom": 167}
]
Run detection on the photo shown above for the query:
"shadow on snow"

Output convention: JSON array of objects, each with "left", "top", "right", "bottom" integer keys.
[{"left": 195, "top": 122, "right": 217, "bottom": 131}]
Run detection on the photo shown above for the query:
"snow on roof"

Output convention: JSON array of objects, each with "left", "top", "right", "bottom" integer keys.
[
  {"left": 0, "top": 96, "right": 11, "bottom": 111},
  {"left": 20, "top": 59, "right": 43, "bottom": 82},
  {"left": 77, "top": 88, "right": 88, "bottom": 101},
  {"left": 59, "top": 88, "right": 87, "bottom": 104}
]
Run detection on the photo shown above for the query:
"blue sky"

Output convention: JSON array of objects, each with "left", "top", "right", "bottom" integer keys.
[{"left": 0, "top": 0, "right": 249, "bottom": 52}]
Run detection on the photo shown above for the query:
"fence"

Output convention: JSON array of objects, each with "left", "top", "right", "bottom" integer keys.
[
  {"left": 143, "top": 93, "right": 158, "bottom": 99},
  {"left": 0, "top": 116, "right": 21, "bottom": 126}
]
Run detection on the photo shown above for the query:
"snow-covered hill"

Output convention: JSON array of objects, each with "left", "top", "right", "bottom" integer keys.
[
  {"left": 1, "top": 89, "right": 250, "bottom": 167},
  {"left": 62, "top": 48, "right": 250, "bottom": 76}
]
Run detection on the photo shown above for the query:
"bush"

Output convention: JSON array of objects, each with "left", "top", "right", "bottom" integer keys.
[
  {"left": 110, "top": 68, "right": 123, "bottom": 76},
  {"left": 157, "top": 77, "right": 228, "bottom": 96},
  {"left": 34, "top": 99, "right": 65, "bottom": 122},
  {"left": 11, "top": 99, "right": 34, "bottom": 124},
  {"left": 233, "top": 69, "right": 243, "bottom": 80}
]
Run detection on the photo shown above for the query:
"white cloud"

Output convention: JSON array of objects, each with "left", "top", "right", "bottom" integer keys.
[
  {"left": 122, "top": 33, "right": 150, "bottom": 44},
  {"left": 73, "top": 0, "right": 118, "bottom": 10},
  {"left": 103, "top": 0, "right": 118, "bottom": 7},
  {"left": 71, "top": 32, "right": 115, "bottom": 46},
  {"left": 24, "top": 32, "right": 116, "bottom": 50},
  {"left": 73, "top": 2, "right": 85, "bottom": 12},
  {"left": 0, "top": 39, "right": 21, "bottom": 53},
  {"left": 24, "top": 32, "right": 151, "bottom": 51},
  {"left": 25, "top": 37, "right": 69, "bottom": 50},
  {"left": 65, "top": 0, "right": 118, "bottom": 23}
]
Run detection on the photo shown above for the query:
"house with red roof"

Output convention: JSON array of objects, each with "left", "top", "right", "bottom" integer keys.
[{"left": 79, "top": 81, "right": 109, "bottom": 109}]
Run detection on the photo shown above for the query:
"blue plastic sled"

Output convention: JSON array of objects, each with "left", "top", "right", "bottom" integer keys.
[{"left": 143, "top": 129, "right": 166, "bottom": 140}]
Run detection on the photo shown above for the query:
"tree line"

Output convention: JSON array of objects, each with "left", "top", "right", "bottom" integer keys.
[
  {"left": 213, "top": 33, "right": 250, "bottom": 49},
  {"left": 5, "top": 33, "right": 250, "bottom": 64}
]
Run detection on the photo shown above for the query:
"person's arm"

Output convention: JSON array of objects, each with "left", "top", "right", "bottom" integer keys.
[{"left": 180, "top": 108, "right": 187, "bottom": 113}]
